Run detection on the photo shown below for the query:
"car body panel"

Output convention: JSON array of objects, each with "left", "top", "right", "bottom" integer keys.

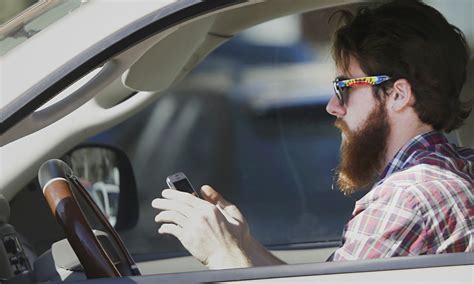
[{"left": 63, "top": 253, "right": 473, "bottom": 283}]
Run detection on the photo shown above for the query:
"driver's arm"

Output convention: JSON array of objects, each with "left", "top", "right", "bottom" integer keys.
[{"left": 151, "top": 185, "right": 285, "bottom": 269}]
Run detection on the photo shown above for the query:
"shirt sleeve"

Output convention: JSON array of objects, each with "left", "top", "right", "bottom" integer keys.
[{"left": 332, "top": 189, "right": 427, "bottom": 261}]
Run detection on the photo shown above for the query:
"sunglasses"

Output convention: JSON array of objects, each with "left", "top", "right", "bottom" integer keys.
[{"left": 332, "top": 75, "right": 391, "bottom": 105}]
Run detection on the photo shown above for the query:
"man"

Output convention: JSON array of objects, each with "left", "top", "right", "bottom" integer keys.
[{"left": 151, "top": 0, "right": 473, "bottom": 268}]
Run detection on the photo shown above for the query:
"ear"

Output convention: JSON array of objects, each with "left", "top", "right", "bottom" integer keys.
[{"left": 388, "top": 79, "right": 415, "bottom": 112}]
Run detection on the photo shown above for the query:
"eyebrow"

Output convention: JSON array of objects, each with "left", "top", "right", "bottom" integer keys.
[{"left": 335, "top": 75, "right": 350, "bottom": 81}]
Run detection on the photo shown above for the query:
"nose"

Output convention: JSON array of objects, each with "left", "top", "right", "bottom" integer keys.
[{"left": 326, "top": 95, "right": 346, "bottom": 117}]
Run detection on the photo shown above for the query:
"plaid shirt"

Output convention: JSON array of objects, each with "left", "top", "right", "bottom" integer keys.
[{"left": 333, "top": 131, "right": 473, "bottom": 261}]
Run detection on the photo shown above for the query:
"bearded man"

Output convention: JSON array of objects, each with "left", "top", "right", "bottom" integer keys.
[{"left": 152, "top": 0, "right": 473, "bottom": 268}]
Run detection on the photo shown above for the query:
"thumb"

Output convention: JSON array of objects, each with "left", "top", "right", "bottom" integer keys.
[
  {"left": 201, "top": 185, "right": 243, "bottom": 222},
  {"left": 200, "top": 185, "right": 231, "bottom": 207}
]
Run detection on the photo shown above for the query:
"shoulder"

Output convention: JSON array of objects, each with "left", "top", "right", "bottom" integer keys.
[
  {"left": 382, "top": 163, "right": 472, "bottom": 190},
  {"left": 408, "top": 144, "right": 473, "bottom": 181},
  {"left": 368, "top": 164, "right": 472, "bottom": 215},
  {"left": 384, "top": 163, "right": 471, "bottom": 187}
]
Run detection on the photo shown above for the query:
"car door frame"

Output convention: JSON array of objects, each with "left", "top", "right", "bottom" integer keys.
[
  {"left": 64, "top": 252, "right": 473, "bottom": 283},
  {"left": 1, "top": 0, "right": 245, "bottom": 136}
]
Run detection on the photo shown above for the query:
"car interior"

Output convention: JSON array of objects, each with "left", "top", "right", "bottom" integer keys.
[{"left": 0, "top": 0, "right": 473, "bottom": 282}]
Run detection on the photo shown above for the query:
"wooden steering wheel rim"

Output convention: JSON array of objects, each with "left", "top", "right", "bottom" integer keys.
[{"left": 39, "top": 160, "right": 121, "bottom": 278}]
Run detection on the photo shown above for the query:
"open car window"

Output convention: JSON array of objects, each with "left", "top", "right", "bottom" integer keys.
[{"left": 86, "top": 10, "right": 354, "bottom": 266}]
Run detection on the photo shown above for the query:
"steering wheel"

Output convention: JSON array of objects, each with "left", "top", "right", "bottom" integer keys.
[{"left": 38, "top": 159, "right": 140, "bottom": 278}]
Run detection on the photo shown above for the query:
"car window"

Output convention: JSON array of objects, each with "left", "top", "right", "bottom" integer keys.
[
  {"left": 86, "top": 11, "right": 355, "bottom": 259},
  {"left": 0, "top": 0, "right": 85, "bottom": 56}
]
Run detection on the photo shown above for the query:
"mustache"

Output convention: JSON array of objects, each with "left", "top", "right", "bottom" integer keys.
[{"left": 335, "top": 118, "right": 350, "bottom": 135}]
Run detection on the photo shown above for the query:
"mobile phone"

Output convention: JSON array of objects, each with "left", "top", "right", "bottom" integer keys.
[{"left": 166, "top": 172, "right": 202, "bottom": 198}]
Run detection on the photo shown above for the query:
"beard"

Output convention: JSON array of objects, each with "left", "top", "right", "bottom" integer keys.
[{"left": 334, "top": 104, "right": 390, "bottom": 195}]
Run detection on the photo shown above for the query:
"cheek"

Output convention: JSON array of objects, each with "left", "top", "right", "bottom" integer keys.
[
  {"left": 344, "top": 105, "right": 370, "bottom": 131},
  {"left": 345, "top": 89, "right": 377, "bottom": 131},
  {"left": 344, "top": 115, "right": 364, "bottom": 132}
]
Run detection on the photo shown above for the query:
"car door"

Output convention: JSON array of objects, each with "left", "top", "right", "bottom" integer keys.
[{"left": 1, "top": 0, "right": 472, "bottom": 283}]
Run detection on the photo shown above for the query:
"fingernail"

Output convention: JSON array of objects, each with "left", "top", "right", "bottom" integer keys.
[
  {"left": 151, "top": 198, "right": 162, "bottom": 208},
  {"left": 162, "top": 189, "right": 171, "bottom": 197}
]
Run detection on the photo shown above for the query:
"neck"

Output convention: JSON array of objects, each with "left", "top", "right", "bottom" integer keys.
[{"left": 382, "top": 123, "right": 434, "bottom": 172}]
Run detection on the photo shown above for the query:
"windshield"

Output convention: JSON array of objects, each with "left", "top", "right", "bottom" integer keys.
[{"left": 0, "top": 0, "right": 85, "bottom": 56}]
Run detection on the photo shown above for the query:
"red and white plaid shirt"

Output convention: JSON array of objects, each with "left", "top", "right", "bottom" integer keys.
[{"left": 333, "top": 131, "right": 473, "bottom": 260}]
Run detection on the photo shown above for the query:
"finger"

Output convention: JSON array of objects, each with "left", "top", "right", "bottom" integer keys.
[
  {"left": 155, "top": 211, "right": 187, "bottom": 227},
  {"left": 200, "top": 185, "right": 243, "bottom": 222},
  {"left": 151, "top": 198, "right": 193, "bottom": 217},
  {"left": 158, "top": 223, "right": 183, "bottom": 239},
  {"left": 201, "top": 185, "right": 233, "bottom": 208},
  {"left": 162, "top": 188, "right": 208, "bottom": 208}
]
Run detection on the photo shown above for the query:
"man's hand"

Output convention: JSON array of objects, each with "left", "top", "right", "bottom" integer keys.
[{"left": 151, "top": 185, "right": 252, "bottom": 269}]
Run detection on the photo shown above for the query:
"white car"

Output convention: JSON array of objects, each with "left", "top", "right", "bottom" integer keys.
[{"left": 1, "top": 0, "right": 473, "bottom": 282}]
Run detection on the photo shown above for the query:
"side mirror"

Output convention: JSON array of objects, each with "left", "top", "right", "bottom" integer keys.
[{"left": 62, "top": 145, "right": 138, "bottom": 231}]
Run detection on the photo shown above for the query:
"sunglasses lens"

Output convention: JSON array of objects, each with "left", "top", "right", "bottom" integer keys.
[
  {"left": 333, "top": 82, "right": 343, "bottom": 105},
  {"left": 340, "top": 87, "right": 349, "bottom": 105},
  {"left": 336, "top": 86, "right": 344, "bottom": 105}
]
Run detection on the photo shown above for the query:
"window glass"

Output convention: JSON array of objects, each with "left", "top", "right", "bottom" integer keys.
[
  {"left": 89, "top": 11, "right": 354, "bottom": 258},
  {"left": 68, "top": 147, "right": 121, "bottom": 226},
  {"left": 0, "top": 0, "right": 85, "bottom": 55}
]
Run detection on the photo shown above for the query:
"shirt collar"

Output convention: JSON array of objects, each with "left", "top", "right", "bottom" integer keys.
[{"left": 378, "top": 131, "right": 448, "bottom": 182}]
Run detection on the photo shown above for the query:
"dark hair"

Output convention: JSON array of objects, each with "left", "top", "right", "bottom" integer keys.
[{"left": 332, "top": 0, "right": 471, "bottom": 132}]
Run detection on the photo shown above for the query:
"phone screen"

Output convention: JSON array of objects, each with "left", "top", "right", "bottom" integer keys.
[{"left": 173, "top": 178, "right": 195, "bottom": 195}]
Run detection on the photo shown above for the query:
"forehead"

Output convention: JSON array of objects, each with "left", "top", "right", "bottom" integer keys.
[{"left": 336, "top": 56, "right": 368, "bottom": 79}]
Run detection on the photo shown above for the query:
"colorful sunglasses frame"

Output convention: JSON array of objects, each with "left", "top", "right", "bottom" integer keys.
[{"left": 332, "top": 75, "right": 391, "bottom": 105}]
